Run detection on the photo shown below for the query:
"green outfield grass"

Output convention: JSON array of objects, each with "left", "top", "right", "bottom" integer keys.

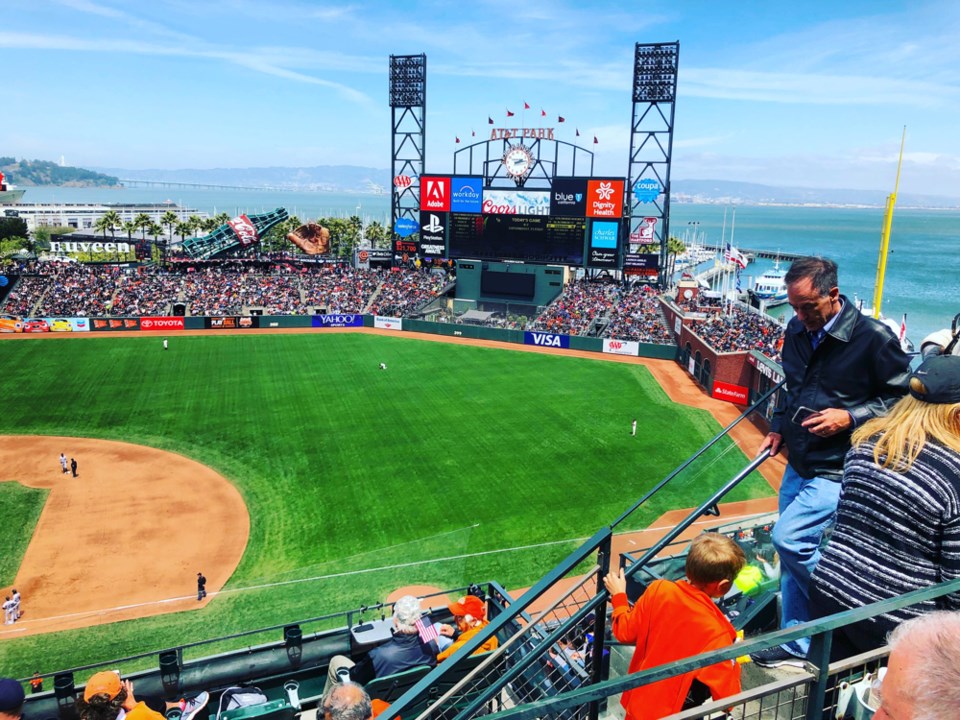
[
  {"left": 0, "top": 333, "right": 772, "bottom": 676},
  {"left": 0, "top": 483, "right": 47, "bottom": 586}
]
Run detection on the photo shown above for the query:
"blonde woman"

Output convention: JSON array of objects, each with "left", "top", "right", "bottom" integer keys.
[{"left": 810, "top": 355, "right": 960, "bottom": 657}]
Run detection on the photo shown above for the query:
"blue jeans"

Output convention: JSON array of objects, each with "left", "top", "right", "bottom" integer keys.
[{"left": 771, "top": 464, "right": 841, "bottom": 657}]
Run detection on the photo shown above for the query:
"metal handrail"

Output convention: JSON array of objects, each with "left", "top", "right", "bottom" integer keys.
[{"left": 483, "top": 577, "right": 960, "bottom": 720}]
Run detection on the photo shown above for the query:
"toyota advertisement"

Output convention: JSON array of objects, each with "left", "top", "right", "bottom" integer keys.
[{"left": 140, "top": 316, "right": 185, "bottom": 332}]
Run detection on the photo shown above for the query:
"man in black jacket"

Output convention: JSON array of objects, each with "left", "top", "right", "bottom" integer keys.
[{"left": 750, "top": 257, "right": 910, "bottom": 668}]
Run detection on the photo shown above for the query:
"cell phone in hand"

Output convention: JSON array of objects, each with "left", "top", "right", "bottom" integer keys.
[{"left": 791, "top": 406, "right": 819, "bottom": 424}]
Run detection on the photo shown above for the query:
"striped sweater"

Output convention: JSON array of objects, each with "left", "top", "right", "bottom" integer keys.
[{"left": 811, "top": 438, "right": 960, "bottom": 634}]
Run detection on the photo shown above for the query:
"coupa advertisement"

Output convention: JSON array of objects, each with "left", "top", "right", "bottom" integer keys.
[{"left": 312, "top": 314, "right": 364, "bottom": 328}]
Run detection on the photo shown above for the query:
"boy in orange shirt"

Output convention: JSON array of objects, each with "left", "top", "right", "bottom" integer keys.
[{"left": 603, "top": 533, "right": 746, "bottom": 720}]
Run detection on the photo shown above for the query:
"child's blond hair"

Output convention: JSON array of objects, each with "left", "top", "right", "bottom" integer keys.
[{"left": 685, "top": 533, "right": 746, "bottom": 585}]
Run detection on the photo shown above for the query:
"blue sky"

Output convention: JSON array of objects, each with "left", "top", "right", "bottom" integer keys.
[{"left": 4, "top": 0, "right": 960, "bottom": 196}]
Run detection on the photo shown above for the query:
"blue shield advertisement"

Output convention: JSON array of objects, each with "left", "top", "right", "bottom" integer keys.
[{"left": 394, "top": 217, "right": 419, "bottom": 238}]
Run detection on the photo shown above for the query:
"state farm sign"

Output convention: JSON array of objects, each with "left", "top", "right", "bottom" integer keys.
[
  {"left": 712, "top": 380, "right": 749, "bottom": 404},
  {"left": 139, "top": 316, "right": 184, "bottom": 331}
]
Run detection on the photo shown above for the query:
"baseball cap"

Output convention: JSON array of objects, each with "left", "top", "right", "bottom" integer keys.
[
  {"left": 83, "top": 671, "right": 122, "bottom": 702},
  {"left": 0, "top": 679, "right": 25, "bottom": 712},
  {"left": 909, "top": 355, "right": 960, "bottom": 404},
  {"left": 448, "top": 595, "right": 485, "bottom": 619}
]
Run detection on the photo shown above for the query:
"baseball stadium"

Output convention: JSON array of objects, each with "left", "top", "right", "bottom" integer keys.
[{"left": 2, "top": 45, "right": 956, "bottom": 720}]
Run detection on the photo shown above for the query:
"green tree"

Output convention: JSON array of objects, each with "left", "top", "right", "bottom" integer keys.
[
  {"left": 100, "top": 210, "right": 122, "bottom": 241},
  {"left": 213, "top": 212, "right": 231, "bottom": 227},
  {"left": 0, "top": 216, "right": 28, "bottom": 242},
  {"left": 93, "top": 215, "right": 112, "bottom": 240},
  {"left": 364, "top": 221, "right": 390, "bottom": 248},
  {"left": 160, "top": 211, "right": 179, "bottom": 243},
  {"left": 133, "top": 213, "right": 152, "bottom": 239},
  {"left": 175, "top": 221, "right": 192, "bottom": 241},
  {"left": 122, "top": 220, "right": 137, "bottom": 240},
  {"left": 666, "top": 236, "right": 686, "bottom": 282}
]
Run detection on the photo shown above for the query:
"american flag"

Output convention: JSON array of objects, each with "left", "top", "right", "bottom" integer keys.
[{"left": 415, "top": 617, "right": 440, "bottom": 644}]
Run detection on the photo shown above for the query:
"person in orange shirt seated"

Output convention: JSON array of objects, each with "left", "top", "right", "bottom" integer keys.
[
  {"left": 603, "top": 533, "right": 746, "bottom": 720},
  {"left": 76, "top": 671, "right": 208, "bottom": 720},
  {"left": 435, "top": 594, "right": 499, "bottom": 662}
]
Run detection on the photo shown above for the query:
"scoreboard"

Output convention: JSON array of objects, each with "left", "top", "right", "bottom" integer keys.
[{"left": 402, "top": 175, "right": 628, "bottom": 268}]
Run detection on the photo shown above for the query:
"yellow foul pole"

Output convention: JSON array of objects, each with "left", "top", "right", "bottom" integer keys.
[{"left": 872, "top": 127, "right": 907, "bottom": 319}]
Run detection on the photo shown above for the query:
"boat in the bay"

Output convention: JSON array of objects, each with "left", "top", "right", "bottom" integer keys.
[
  {"left": 753, "top": 260, "right": 787, "bottom": 303},
  {"left": 0, "top": 171, "right": 25, "bottom": 205}
]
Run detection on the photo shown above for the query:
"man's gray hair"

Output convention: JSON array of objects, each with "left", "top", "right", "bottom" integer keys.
[
  {"left": 887, "top": 611, "right": 960, "bottom": 720},
  {"left": 392, "top": 595, "right": 423, "bottom": 634},
  {"left": 321, "top": 683, "right": 372, "bottom": 720}
]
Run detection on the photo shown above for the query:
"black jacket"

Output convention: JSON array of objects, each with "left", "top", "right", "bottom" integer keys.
[
  {"left": 350, "top": 631, "right": 437, "bottom": 684},
  {"left": 771, "top": 296, "right": 910, "bottom": 480}
]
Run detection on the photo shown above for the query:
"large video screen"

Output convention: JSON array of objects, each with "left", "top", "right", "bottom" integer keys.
[{"left": 448, "top": 214, "right": 586, "bottom": 265}]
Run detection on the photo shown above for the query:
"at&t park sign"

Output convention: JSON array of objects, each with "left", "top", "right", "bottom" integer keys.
[
  {"left": 489, "top": 127, "right": 556, "bottom": 140},
  {"left": 50, "top": 241, "right": 131, "bottom": 254}
]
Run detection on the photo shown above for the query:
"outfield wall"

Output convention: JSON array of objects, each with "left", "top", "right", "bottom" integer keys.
[{"left": 8, "top": 313, "right": 678, "bottom": 360}]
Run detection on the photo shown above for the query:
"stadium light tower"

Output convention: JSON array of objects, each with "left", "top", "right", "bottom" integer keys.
[
  {"left": 626, "top": 42, "right": 679, "bottom": 288},
  {"left": 389, "top": 54, "right": 426, "bottom": 266}
]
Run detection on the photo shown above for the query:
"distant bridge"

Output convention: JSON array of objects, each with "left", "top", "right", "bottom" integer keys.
[{"left": 120, "top": 179, "right": 286, "bottom": 191}]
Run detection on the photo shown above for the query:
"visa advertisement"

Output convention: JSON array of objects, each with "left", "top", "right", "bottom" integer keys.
[{"left": 524, "top": 331, "right": 570, "bottom": 349}]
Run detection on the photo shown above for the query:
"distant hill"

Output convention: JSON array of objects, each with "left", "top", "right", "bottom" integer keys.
[
  {"left": 0, "top": 157, "right": 120, "bottom": 187},
  {"left": 671, "top": 179, "right": 960, "bottom": 209},
  {"left": 83, "top": 164, "right": 960, "bottom": 208},
  {"left": 93, "top": 165, "right": 391, "bottom": 194}
]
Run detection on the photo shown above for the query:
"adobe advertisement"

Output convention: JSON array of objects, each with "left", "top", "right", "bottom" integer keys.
[{"left": 420, "top": 176, "right": 451, "bottom": 212}]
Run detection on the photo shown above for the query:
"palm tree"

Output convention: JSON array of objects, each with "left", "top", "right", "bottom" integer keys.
[
  {"left": 213, "top": 212, "right": 231, "bottom": 227},
  {"left": 666, "top": 236, "right": 686, "bottom": 283},
  {"left": 187, "top": 215, "right": 204, "bottom": 239},
  {"left": 175, "top": 221, "right": 192, "bottom": 241},
  {"left": 93, "top": 216, "right": 112, "bottom": 240},
  {"left": 133, "top": 213, "right": 152, "bottom": 239},
  {"left": 122, "top": 220, "right": 137, "bottom": 241},
  {"left": 160, "top": 211, "right": 179, "bottom": 244},
  {"left": 101, "top": 210, "right": 122, "bottom": 242}
]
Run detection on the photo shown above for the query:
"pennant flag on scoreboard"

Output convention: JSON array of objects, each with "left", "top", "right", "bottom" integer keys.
[
  {"left": 576, "top": 128, "right": 580, "bottom": 136},
  {"left": 541, "top": 108, "right": 546, "bottom": 117},
  {"left": 488, "top": 117, "right": 494, "bottom": 124},
  {"left": 593, "top": 136, "right": 599, "bottom": 144},
  {"left": 524, "top": 102, "right": 530, "bottom": 110},
  {"left": 558, "top": 116, "right": 566, "bottom": 122},
  {"left": 455, "top": 137, "right": 460, "bottom": 143},
  {"left": 506, "top": 109, "right": 515, "bottom": 117},
  {"left": 471, "top": 130, "right": 475, "bottom": 136}
]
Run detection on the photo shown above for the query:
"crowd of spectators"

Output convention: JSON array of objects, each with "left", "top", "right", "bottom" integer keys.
[
  {"left": 0, "top": 262, "right": 453, "bottom": 319},
  {"left": 528, "top": 279, "right": 616, "bottom": 336},
  {"left": 301, "top": 267, "right": 380, "bottom": 313},
  {"left": 368, "top": 269, "right": 446, "bottom": 317},
  {"left": 603, "top": 284, "right": 675, "bottom": 344},
  {"left": 688, "top": 305, "right": 783, "bottom": 360}
]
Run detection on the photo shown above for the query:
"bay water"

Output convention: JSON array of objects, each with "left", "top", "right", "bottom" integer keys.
[{"left": 20, "top": 187, "right": 960, "bottom": 346}]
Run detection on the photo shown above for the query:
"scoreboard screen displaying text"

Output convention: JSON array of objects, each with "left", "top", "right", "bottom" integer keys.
[
  {"left": 416, "top": 174, "right": 624, "bottom": 266},
  {"left": 448, "top": 214, "right": 586, "bottom": 265}
]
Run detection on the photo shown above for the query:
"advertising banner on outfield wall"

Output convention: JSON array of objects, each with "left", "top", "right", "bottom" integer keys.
[
  {"left": 91, "top": 318, "right": 141, "bottom": 332},
  {"left": 374, "top": 315, "right": 402, "bottom": 330},
  {"left": 28, "top": 317, "right": 90, "bottom": 332},
  {"left": 524, "top": 331, "right": 570, "bottom": 349},
  {"left": 312, "top": 314, "right": 364, "bottom": 328},
  {"left": 205, "top": 316, "right": 260, "bottom": 330},
  {"left": 140, "top": 317, "right": 185, "bottom": 332},
  {"left": 712, "top": 380, "right": 749, "bottom": 404},
  {"left": 602, "top": 338, "right": 639, "bottom": 356}
]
